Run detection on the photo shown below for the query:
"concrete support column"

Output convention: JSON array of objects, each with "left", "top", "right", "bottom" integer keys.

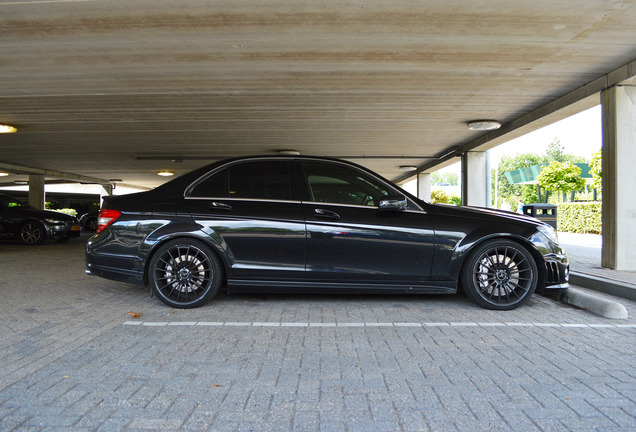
[
  {"left": 28, "top": 174, "right": 45, "bottom": 209},
  {"left": 461, "top": 151, "right": 488, "bottom": 207},
  {"left": 601, "top": 85, "right": 636, "bottom": 270},
  {"left": 101, "top": 184, "right": 113, "bottom": 196},
  {"left": 416, "top": 172, "right": 431, "bottom": 202}
]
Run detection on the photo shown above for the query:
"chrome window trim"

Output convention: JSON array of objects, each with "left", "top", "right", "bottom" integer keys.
[
  {"left": 184, "top": 197, "right": 301, "bottom": 205},
  {"left": 302, "top": 201, "right": 426, "bottom": 214}
]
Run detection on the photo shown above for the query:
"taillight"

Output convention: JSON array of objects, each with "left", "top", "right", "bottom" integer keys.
[{"left": 96, "top": 209, "right": 122, "bottom": 233}]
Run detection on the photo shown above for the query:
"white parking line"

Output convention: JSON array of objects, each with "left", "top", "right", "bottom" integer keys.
[{"left": 122, "top": 321, "right": 636, "bottom": 329}]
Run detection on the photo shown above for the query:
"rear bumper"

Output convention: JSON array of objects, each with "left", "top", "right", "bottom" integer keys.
[
  {"left": 85, "top": 237, "right": 145, "bottom": 285},
  {"left": 85, "top": 262, "right": 145, "bottom": 285}
]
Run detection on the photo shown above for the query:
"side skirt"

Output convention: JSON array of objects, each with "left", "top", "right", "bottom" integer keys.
[{"left": 227, "top": 279, "right": 457, "bottom": 295}]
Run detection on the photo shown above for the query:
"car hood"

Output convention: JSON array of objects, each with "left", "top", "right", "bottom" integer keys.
[
  {"left": 16, "top": 208, "right": 77, "bottom": 222},
  {"left": 429, "top": 203, "right": 544, "bottom": 227}
]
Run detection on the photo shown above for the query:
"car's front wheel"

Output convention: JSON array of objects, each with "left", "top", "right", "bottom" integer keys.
[
  {"left": 20, "top": 221, "right": 44, "bottom": 245},
  {"left": 148, "top": 239, "right": 223, "bottom": 308},
  {"left": 461, "top": 239, "right": 538, "bottom": 310},
  {"left": 86, "top": 217, "right": 97, "bottom": 231}
]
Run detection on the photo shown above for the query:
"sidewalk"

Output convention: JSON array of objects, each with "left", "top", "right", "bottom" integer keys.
[{"left": 558, "top": 231, "right": 636, "bottom": 300}]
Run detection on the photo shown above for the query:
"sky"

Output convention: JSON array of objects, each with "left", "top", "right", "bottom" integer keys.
[{"left": 488, "top": 105, "right": 602, "bottom": 164}]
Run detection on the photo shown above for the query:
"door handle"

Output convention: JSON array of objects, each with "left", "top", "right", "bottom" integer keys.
[
  {"left": 314, "top": 208, "right": 340, "bottom": 220},
  {"left": 209, "top": 202, "right": 233, "bottom": 212}
]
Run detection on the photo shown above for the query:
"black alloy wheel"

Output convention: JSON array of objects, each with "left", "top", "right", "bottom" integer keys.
[
  {"left": 20, "top": 221, "right": 44, "bottom": 245},
  {"left": 461, "top": 239, "right": 538, "bottom": 310},
  {"left": 148, "top": 239, "right": 223, "bottom": 308},
  {"left": 87, "top": 217, "right": 97, "bottom": 231}
]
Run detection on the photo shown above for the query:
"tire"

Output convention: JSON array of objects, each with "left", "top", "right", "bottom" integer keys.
[
  {"left": 86, "top": 217, "right": 97, "bottom": 231},
  {"left": 20, "top": 221, "right": 44, "bottom": 245},
  {"left": 148, "top": 239, "right": 223, "bottom": 308},
  {"left": 460, "top": 239, "right": 538, "bottom": 310}
]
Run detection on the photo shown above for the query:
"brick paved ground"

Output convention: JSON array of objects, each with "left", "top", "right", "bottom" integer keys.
[{"left": 1, "top": 234, "right": 635, "bottom": 431}]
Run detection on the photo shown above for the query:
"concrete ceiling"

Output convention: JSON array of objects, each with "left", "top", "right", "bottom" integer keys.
[{"left": 1, "top": 0, "right": 635, "bottom": 189}]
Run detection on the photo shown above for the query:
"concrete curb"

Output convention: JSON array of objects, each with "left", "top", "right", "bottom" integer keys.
[
  {"left": 569, "top": 271, "right": 636, "bottom": 301},
  {"left": 554, "top": 288, "right": 629, "bottom": 320}
]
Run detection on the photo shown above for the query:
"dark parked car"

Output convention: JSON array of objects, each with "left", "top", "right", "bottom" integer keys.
[
  {"left": 80, "top": 211, "right": 99, "bottom": 231},
  {"left": 0, "top": 193, "right": 81, "bottom": 245},
  {"left": 85, "top": 156, "right": 569, "bottom": 310}
]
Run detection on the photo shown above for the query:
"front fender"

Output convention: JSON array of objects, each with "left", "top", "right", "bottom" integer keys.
[{"left": 431, "top": 218, "right": 540, "bottom": 282}]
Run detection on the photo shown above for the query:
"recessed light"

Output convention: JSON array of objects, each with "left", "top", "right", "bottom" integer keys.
[
  {"left": 0, "top": 171, "right": 9, "bottom": 177},
  {"left": 399, "top": 166, "right": 417, "bottom": 172},
  {"left": 467, "top": 120, "right": 501, "bottom": 131},
  {"left": 157, "top": 171, "right": 174, "bottom": 177},
  {"left": 277, "top": 150, "right": 300, "bottom": 156},
  {"left": 15, "top": 180, "right": 28, "bottom": 185},
  {"left": 0, "top": 124, "right": 17, "bottom": 133}
]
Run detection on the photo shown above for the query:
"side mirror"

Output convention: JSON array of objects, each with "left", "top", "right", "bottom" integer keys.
[{"left": 378, "top": 194, "right": 408, "bottom": 211}]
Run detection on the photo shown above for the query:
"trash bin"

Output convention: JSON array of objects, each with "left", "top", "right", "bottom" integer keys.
[{"left": 522, "top": 203, "right": 557, "bottom": 229}]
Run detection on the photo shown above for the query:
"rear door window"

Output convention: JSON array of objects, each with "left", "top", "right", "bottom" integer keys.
[{"left": 189, "top": 160, "right": 292, "bottom": 201}]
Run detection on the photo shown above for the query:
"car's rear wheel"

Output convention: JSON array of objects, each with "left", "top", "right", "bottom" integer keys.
[
  {"left": 461, "top": 239, "right": 538, "bottom": 310},
  {"left": 148, "top": 239, "right": 223, "bottom": 308},
  {"left": 20, "top": 221, "right": 44, "bottom": 245}
]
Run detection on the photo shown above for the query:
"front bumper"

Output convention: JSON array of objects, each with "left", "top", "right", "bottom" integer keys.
[
  {"left": 47, "top": 221, "right": 81, "bottom": 240},
  {"left": 541, "top": 253, "right": 569, "bottom": 292}
]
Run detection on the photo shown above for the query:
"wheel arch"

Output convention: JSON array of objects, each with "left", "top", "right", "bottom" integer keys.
[
  {"left": 456, "top": 234, "right": 547, "bottom": 293},
  {"left": 141, "top": 232, "right": 231, "bottom": 286}
]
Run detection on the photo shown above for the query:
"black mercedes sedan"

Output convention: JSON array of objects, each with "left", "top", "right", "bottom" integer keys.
[
  {"left": 0, "top": 193, "right": 81, "bottom": 245},
  {"left": 85, "top": 156, "right": 569, "bottom": 310}
]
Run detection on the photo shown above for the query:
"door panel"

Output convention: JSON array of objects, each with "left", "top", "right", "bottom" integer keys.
[
  {"left": 304, "top": 204, "right": 434, "bottom": 283},
  {"left": 185, "top": 160, "right": 306, "bottom": 281},
  {"left": 187, "top": 199, "right": 306, "bottom": 280},
  {"left": 298, "top": 160, "right": 434, "bottom": 285}
]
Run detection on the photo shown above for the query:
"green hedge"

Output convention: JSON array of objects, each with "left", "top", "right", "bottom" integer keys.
[
  {"left": 557, "top": 202, "right": 602, "bottom": 234},
  {"left": 430, "top": 190, "right": 461, "bottom": 205}
]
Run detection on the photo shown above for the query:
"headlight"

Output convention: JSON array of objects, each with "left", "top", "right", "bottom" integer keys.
[
  {"left": 44, "top": 218, "right": 64, "bottom": 224},
  {"left": 536, "top": 224, "right": 559, "bottom": 245}
]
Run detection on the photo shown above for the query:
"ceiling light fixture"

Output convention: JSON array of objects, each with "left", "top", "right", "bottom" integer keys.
[
  {"left": 0, "top": 124, "right": 17, "bottom": 133},
  {"left": 399, "top": 166, "right": 417, "bottom": 172},
  {"left": 467, "top": 120, "right": 501, "bottom": 131},
  {"left": 14, "top": 180, "right": 28, "bottom": 185},
  {"left": 157, "top": 171, "right": 174, "bottom": 177},
  {"left": 277, "top": 150, "right": 300, "bottom": 156},
  {"left": 0, "top": 171, "right": 9, "bottom": 177}
]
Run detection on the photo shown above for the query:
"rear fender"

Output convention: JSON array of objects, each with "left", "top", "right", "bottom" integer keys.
[{"left": 141, "top": 222, "right": 232, "bottom": 285}]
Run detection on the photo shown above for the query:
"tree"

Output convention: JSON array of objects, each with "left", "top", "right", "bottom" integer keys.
[
  {"left": 537, "top": 161, "right": 586, "bottom": 198},
  {"left": 589, "top": 149, "right": 602, "bottom": 193},
  {"left": 493, "top": 152, "right": 548, "bottom": 208},
  {"left": 546, "top": 139, "right": 567, "bottom": 162},
  {"left": 431, "top": 171, "right": 458, "bottom": 186},
  {"left": 546, "top": 138, "right": 585, "bottom": 163}
]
